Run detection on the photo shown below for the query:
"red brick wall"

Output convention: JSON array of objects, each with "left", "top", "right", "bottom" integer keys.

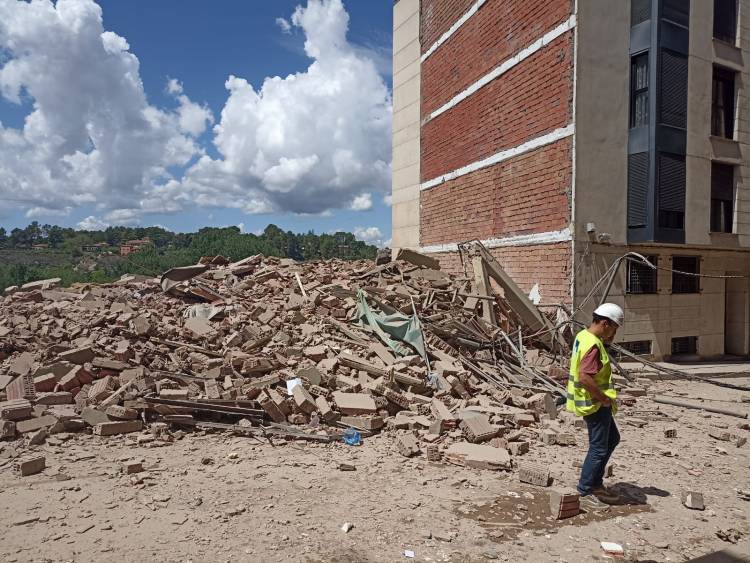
[
  {"left": 430, "top": 242, "right": 572, "bottom": 305},
  {"left": 421, "top": 32, "right": 573, "bottom": 182},
  {"left": 421, "top": 137, "right": 572, "bottom": 245},
  {"left": 420, "top": 0, "right": 477, "bottom": 53},
  {"left": 421, "top": 0, "right": 573, "bottom": 117}
]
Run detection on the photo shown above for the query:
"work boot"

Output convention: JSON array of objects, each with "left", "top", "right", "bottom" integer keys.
[
  {"left": 580, "top": 494, "right": 610, "bottom": 512},
  {"left": 591, "top": 485, "right": 621, "bottom": 504}
]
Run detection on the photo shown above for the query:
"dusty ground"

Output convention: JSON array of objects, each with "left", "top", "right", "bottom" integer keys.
[{"left": 2, "top": 376, "right": 749, "bottom": 563}]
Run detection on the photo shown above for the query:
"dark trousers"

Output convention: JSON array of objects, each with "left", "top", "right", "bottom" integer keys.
[{"left": 577, "top": 406, "right": 620, "bottom": 495}]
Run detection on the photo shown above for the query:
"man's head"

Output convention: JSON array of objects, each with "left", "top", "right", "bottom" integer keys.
[{"left": 589, "top": 303, "right": 624, "bottom": 343}]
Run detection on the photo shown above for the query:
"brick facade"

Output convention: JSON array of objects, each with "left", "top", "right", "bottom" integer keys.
[
  {"left": 421, "top": 137, "right": 572, "bottom": 245},
  {"left": 421, "top": 32, "right": 573, "bottom": 181},
  {"left": 421, "top": 0, "right": 573, "bottom": 117},
  {"left": 416, "top": 0, "right": 575, "bottom": 306},
  {"left": 420, "top": 0, "right": 477, "bottom": 53}
]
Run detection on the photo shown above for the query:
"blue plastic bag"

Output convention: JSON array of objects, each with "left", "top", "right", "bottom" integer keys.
[{"left": 342, "top": 428, "right": 361, "bottom": 446}]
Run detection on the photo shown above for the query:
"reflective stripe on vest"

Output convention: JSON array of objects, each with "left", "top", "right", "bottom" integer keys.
[{"left": 566, "top": 329, "right": 617, "bottom": 417}]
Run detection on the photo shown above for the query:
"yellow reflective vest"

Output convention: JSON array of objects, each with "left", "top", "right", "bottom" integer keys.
[{"left": 566, "top": 329, "right": 617, "bottom": 417}]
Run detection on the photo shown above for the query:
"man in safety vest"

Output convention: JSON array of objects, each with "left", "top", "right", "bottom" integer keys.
[{"left": 567, "top": 303, "right": 624, "bottom": 510}]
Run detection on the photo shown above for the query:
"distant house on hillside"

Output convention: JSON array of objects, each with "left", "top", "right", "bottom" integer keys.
[
  {"left": 120, "top": 238, "right": 152, "bottom": 256},
  {"left": 81, "top": 242, "right": 109, "bottom": 253},
  {"left": 31, "top": 243, "right": 49, "bottom": 250}
]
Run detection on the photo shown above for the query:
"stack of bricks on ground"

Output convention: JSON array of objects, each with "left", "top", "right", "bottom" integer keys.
[{"left": 0, "top": 249, "right": 638, "bottom": 481}]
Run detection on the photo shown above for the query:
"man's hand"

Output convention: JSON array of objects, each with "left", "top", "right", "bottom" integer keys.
[{"left": 579, "top": 372, "right": 610, "bottom": 406}]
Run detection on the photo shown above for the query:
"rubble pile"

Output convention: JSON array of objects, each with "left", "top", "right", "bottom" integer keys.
[{"left": 0, "top": 246, "right": 585, "bottom": 475}]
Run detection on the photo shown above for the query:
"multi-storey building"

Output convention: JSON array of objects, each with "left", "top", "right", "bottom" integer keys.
[{"left": 392, "top": 0, "right": 750, "bottom": 359}]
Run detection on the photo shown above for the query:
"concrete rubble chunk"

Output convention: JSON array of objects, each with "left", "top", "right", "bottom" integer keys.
[
  {"left": 0, "top": 399, "right": 33, "bottom": 421},
  {"left": 81, "top": 407, "right": 110, "bottom": 427},
  {"left": 393, "top": 248, "right": 440, "bottom": 270},
  {"left": 15, "top": 455, "right": 46, "bottom": 476},
  {"left": 16, "top": 415, "right": 58, "bottom": 434},
  {"left": 682, "top": 491, "right": 705, "bottom": 510},
  {"left": 460, "top": 415, "right": 498, "bottom": 444},
  {"left": 292, "top": 385, "right": 317, "bottom": 415},
  {"left": 93, "top": 420, "right": 143, "bottom": 436},
  {"left": 341, "top": 415, "right": 384, "bottom": 431},
  {"left": 105, "top": 405, "right": 138, "bottom": 420},
  {"left": 57, "top": 346, "right": 95, "bottom": 365},
  {"left": 445, "top": 443, "right": 512, "bottom": 471},
  {"left": 396, "top": 434, "right": 421, "bottom": 457},
  {"left": 332, "top": 392, "right": 377, "bottom": 415},
  {"left": 549, "top": 490, "right": 580, "bottom": 519},
  {"left": 518, "top": 462, "right": 551, "bottom": 487}
]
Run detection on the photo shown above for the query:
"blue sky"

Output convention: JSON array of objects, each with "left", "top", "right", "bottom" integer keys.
[{"left": 0, "top": 0, "right": 393, "bottom": 245}]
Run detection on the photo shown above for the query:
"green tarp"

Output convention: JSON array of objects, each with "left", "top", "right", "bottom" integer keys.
[{"left": 356, "top": 289, "right": 428, "bottom": 363}]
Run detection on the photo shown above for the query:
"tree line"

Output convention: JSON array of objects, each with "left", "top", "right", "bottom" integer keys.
[{"left": 0, "top": 222, "right": 378, "bottom": 290}]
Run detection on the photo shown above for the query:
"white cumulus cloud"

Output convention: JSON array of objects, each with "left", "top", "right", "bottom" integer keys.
[
  {"left": 77, "top": 215, "right": 109, "bottom": 231},
  {"left": 167, "top": 78, "right": 214, "bottom": 137},
  {"left": 350, "top": 192, "right": 373, "bottom": 211},
  {"left": 0, "top": 0, "right": 206, "bottom": 219},
  {"left": 276, "top": 17, "right": 292, "bottom": 34},
  {"left": 178, "top": 0, "right": 392, "bottom": 215},
  {"left": 353, "top": 225, "right": 389, "bottom": 248},
  {"left": 0, "top": 0, "right": 392, "bottom": 223}
]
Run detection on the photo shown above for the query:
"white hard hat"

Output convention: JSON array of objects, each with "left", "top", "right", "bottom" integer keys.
[{"left": 594, "top": 303, "right": 624, "bottom": 326}]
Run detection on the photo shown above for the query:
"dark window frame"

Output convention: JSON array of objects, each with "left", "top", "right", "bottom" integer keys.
[
  {"left": 710, "top": 163, "right": 735, "bottom": 233},
  {"left": 671, "top": 256, "right": 700, "bottom": 294},
  {"left": 712, "top": 66, "right": 736, "bottom": 139},
  {"left": 627, "top": 255, "right": 658, "bottom": 294},
  {"left": 714, "top": 0, "right": 738, "bottom": 45},
  {"left": 671, "top": 336, "right": 698, "bottom": 355},
  {"left": 631, "top": 0, "right": 651, "bottom": 26},
  {"left": 657, "top": 152, "right": 686, "bottom": 230},
  {"left": 630, "top": 53, "right": 650, "bottom": 129},
  {"left": 662, "top": 0, "right": 690, "bottom": 28},
  {"left": 617, "top": 340, "right": 653, "bottom": 357}
]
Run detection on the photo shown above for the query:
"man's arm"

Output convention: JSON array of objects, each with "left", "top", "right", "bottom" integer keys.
[
  {"left": 578, "top": 347, "right": 611, "bottom": 407},
  {"left": 578, "top": 372, "right": 611, "bottom": 406}
]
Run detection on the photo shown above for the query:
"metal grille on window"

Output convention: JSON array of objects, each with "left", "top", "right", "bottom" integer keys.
[
  {"left": 660, "top": 50, "right": 688, "bottom": 129},
  {"left": 658, "top": 153, "right": 686, "bottom": 229},
  {"left": 712, "top": 67, "right": 735, "bottom": 138},
  {"left": 630, "top": 54, "right": 649, "bottom": 128},
  {"left": 628, "top": 153, "right": 649, "bottom": 228},
  {"left": 632, "top": 0, "right": 651, "bottom": 26},
  {"left": 672, "top": 256, "right": 699, "bottom": 294},
  {"left": 711, "top": 163, "right": 734, "bottom": 233},
  {"left": 627, "top": 256, "right": 657, "bottom": 294},
  {"left": 714, "top": 0, "right": 738, "bottom": 44},
  {"left": 671, "top": 336, "right": 697, "bottom": 355},
  {"left": 617, "top": 340, "right": 653, "bottom": 358},
  {"left": 662, "top": 0, "right": 690, "bottom": 27}
]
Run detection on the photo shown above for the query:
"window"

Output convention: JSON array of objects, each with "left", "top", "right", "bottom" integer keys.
[
  {"left": 632, "top": 0, "right": 651, "bottom": 26},
  {"left": 617, "top": 340, "right": 653, "bottom": 358},
  {"left": 658, "top": 153, "right": 686, "bottom": 229},
  {"left": 630, "top": 54, "right": 649, "bottom": 128},
  {"left": 712, "top": 67, "right": 736, "bottom": 138},
  {"left": 671, "top": 336, "right": 697, "bottom": 355},
  {"left": 660, "top": 50, "right": 688, "bottom": 129},
  {"left": 628, "top": 153, "right": 649, "bottom": 228},
  {"left": 711, "top": 163, "right": 734, "bottom": 233},
  {"left": 627, "top": 255, "right": 657, "bottom": 294},
  {"left": 714, "top": 0, "right": 738, "bottom": 44},
  {"left": 672, "top": 256, "right": 700, "bottom": 293},
  {"left": 662, "top": 0, "right": 690, "bottom": 27}
]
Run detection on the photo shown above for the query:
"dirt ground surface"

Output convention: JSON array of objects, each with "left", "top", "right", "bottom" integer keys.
[{"left": 2, "top": 376, "right": 749, "bottom": 563}]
